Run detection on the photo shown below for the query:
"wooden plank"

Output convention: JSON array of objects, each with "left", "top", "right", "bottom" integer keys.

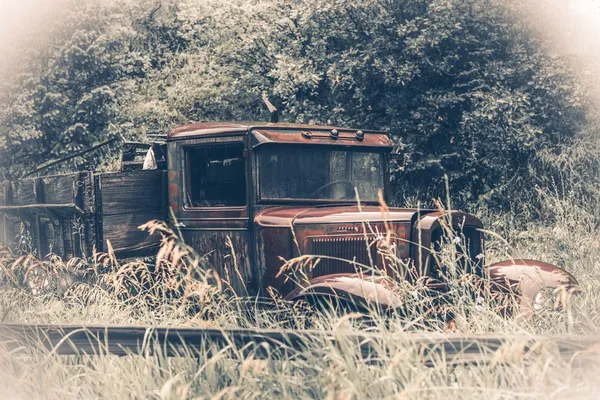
[
  {"left": 97, "top": 170, "right": 167, "bottom": 256},
  {"left": 10, "top": 180, "right": 37, "bottom": 206},
  {"left": 61, "top": 219, "right": 74, "bottom": 258},
  {"left": 82, "top": 172, "right": 96, "bottom": 257},
  {"left": 102, "top": 211, "right": 164, "bottom": 253},
  {"left": 0, "top": 214, "right": 6, "bottom": 246},
  {"left": 0, "top": 180, "right": 10, "bottom": 247},
  {"left": 32, "top": 215, "right": 42, "bottom": 258},
  {"left": 0, "top": 204, "right": 84, "bottom": 217},
  {"left": 94, "top": 174, "right": 103, "bottom": 253},
  {"left": 100, "top": 170, "right": 165, "bottom": 215},
  {"left": 34, "top": 179, "right": 43, "bottom": 204},
  {"left": 0, "top": 181, "right": 9, "bottom": 206},
  {"left": 1, "top": 324, "right": 600, "bottom": 365},
  {"left": 41, "top": 174, "right": 81, "bottom": 205},
  {"left": 2, "top": 217, "right": 19, "bottom": 250}
]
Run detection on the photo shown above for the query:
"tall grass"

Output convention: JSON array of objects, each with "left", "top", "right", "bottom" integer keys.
[{"left": 0, "top": 188, "right": 599, "bottom": 398}]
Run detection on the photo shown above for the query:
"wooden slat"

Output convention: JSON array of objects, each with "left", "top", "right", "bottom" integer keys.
[
  {"left": 0, "top": 214, "right": 6, "bottom": 245},
  {"left": 1, "top": 324, "right": 600, "bottom": 365},
  {"left": 33, "top": 215, "right": 42, "bottom": 258},
  {"left": 0, "top": 181, "right": 9, "bottom": 206},
  {"left": 2, "top": 217, "right": 20, "bottom": 249},
  {"left": 82, "top": 172, "right": 96, "bottom": 257},
  {"left": 100, "top": 170, "right": 165, "bottom": 215},
  {"left": 0, "top": 203, "right": 84, "bottom": 217},
  {"left": 0, "top": 181, "right": 9, "bottom": 251},
  {"left": 98, "top": 170, "right": 166, "bottom": 256},
  {"left": 11, "top": 180, "right": 37, "bottom": 206},
  {"left": 102, "top": 211, "right": 164, "bottom": 253},
  {"left": 0, "top": 174, "right": 88, "bottom": 258},
  {"left": 41, "top": 174, "right": 81, "bottom": 205}
]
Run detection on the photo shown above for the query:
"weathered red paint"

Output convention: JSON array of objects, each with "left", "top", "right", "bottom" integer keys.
[
  {"left": 486, "top": 259, "right": 579, "bottom": 313},
  {"left": 252, "top": 129, "right": 391, "bottom": 148},
  {"left": 167, "top": 122, "right": 387, "bottom": 142},
  {"left": 255, "top": 205, "right": 418, "bottom": 227},
  {"left": 284, "top": 273, "right": 403, "bottom": 309},
  {"left": 411, "top": 211, "right": 484, "bottom": 277}
]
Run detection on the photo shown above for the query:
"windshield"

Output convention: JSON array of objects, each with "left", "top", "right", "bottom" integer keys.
[{"left": 258, "top": 146, "right": 385, "bottom": 202}]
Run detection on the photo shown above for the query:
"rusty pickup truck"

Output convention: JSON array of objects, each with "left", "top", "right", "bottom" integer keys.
[{"left": 0, "top": 121, "right": 578, "bottom": 312}]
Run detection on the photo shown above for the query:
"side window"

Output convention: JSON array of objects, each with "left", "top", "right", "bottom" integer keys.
[{"left": 185, "top": 143, "right": 246, "bottom": 207}]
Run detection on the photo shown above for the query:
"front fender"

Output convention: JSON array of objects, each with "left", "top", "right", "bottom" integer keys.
[
  {"left": 284, "top": 274, "right": 403, "bottom": 311},
  {"left": 486, "top": 259, "right": 579, "bottom": 312}
]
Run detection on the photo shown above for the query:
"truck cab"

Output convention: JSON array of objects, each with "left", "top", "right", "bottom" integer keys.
[{"left": 165, "top": 122, "right": 484, "bottom": 298}]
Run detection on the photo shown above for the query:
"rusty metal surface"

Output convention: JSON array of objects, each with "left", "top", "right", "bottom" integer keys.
[
  {"left": 251, "top": 129, "right": 392, "bottom": 148},
  {"left": 255, "top": 206, "right": 421, "bottom": 227},
  {"left": 167, "top": 142, "right": 180, "bottom": 214},
  {"left": 167, "top": 135, "right": 254, "bottom": 295},
  {"left": 183, "top": 229, "right": 253, "bottom": 295},
  {"left": 486, "top": 259, "right": 578, "bottom": 285},
  {"left": 486, "top": 259, "right": 579, "bottom": 312},
  {"left": 411, "top": 211, "right": 484, "bottom": 277},
  {"left": 254, "top": 206, "right": 313, "bottom": 227},
  {"left": 413, "top": 211, "right": 484, "bottom": 233},
  {"left": 254, "top": 206, "right": 489, "bottom": 295},
  {"left": 167, "top": 123, "right": 249, "bottom": 139},
  {"left": 167, "top": 124, "right": 413, "bottom": 298},
  {"left": 254, "top": 206, "right": 418, "bottom": 295},
  {"left": 294, "top": 206, "right": 418, "bottom": 225},
  {"left": 169, "top": 136, "right": 248, "bottom": 221},
  {"left": 284, "top": 273, "right": 403, "bottom": 308},
  {"left": 307, "top": 235, "right": 381, "bottom": 275},
  {"left": 255, "top": 225, "right": 293, "bottom": 293},
  {"left": 166, "top": 122, "right": 387, "bottom": 141}
]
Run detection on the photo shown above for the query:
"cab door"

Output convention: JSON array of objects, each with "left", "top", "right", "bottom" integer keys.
[{"left": 168, "top": 136, "right": 253, "bottom": 296}]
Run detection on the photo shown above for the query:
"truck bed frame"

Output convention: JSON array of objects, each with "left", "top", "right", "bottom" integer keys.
[{"left": 0, "top": 169, "right": 167, "bottom": 259}]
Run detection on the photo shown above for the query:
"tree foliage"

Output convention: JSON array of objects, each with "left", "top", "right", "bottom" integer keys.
[{"left": 0, "top": 0, "right": 591, "bottom": 209}]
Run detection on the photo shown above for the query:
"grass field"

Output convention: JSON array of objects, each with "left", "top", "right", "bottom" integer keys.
[
  {"left": 2, "top": 0, "right": 600, "bottom": 396},
  {"left": 0, "top": 188, "right": 600, "bottom": 400}
]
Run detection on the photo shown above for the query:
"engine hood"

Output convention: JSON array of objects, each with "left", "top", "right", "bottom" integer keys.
[
  {"left": 254, "top": 204, "right": 485, "bottom": 295},
  {"left": 254, "top": 205, "right": 425, "bottom": 227}
]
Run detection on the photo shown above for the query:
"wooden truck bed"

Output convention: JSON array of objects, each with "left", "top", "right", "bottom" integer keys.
[{"left": 0, "top": 170, "right": 167, "bottom": 259}]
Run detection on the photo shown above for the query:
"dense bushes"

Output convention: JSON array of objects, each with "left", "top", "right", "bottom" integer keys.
[{"left": 0, "top": 0, "right": 594, "bottom": 210}]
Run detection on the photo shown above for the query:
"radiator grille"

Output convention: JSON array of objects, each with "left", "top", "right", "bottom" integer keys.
[{"left": 308, "top": 235, "right": 380, "bottom": 277}]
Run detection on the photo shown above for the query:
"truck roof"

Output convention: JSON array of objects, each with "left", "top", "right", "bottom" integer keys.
[
  {"left": 167, "top": 122, "right": 387, "bottom": 138},
  {"left": 166, "top": 122, "right": 392, "bottom": 148}
]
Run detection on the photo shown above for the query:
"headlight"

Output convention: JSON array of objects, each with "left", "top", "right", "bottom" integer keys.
[{"left": 533, "top": 290, "right": 551, "bottom": 311}]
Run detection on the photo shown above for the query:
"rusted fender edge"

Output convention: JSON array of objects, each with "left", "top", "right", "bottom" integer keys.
[
  {"left": 284, "top": 273, "right": 403, "bottom": 311},
  {"left": 486, "top": 259, "right": 579, "bottom": 313}
]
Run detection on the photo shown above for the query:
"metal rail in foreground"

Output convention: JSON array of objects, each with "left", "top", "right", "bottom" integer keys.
[{"left": 1, "top": 324, "right": 599, "bottom": 364}]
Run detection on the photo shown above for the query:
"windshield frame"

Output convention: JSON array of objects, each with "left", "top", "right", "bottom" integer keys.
[{"left": 255, "top": 144, "right": 390, "bottom": 205}]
